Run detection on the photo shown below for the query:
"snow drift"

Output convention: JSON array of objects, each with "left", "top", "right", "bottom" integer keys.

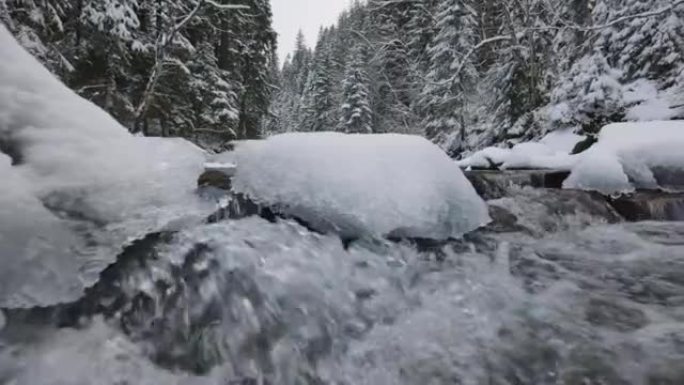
[
  {"left": 564, "top": 121, "right": 684, "bottom": 194},
  {"left": 232, "top": 132, "right": 490, "bottom": 240},
  {"left": 0, "top": 25, "right": 211, "bottom": 308}
]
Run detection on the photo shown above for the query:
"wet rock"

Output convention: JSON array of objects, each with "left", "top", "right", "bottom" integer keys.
[
  {"left": 465, "top": 170, "right": 571, "bottom": 199},
  {"left": 651, "top": 166, "right": 684, "bottom": 192},
  {"left": 571, "top": 135, "right": 598, "bottom": 155},
  {"left": 198, "top": 169, "right": 233, "bottom": 190},
  {"left": 484, "top": 205, "right": 529, "bottom": 234},
  {"left": 585, "top": 298, "right": 648, "bottom": 332},
  {"left": 610, "top": 191, "right": 684, "bottom": 221}
]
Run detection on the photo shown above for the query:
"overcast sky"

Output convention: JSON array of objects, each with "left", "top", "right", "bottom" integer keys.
[{"left": 272, "top": 0, "right": 354, "bottom": 65}]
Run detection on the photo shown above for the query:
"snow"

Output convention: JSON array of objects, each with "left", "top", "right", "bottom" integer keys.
[
  {"left": 623, "top": 79, "right": 677, "bottom": 121},
  {"left": 540, "top": 129, "right": 585, "bottom": 154},
  {"left": 0, "top": 25, "right": 212, "bottom": 308},
  {"left": 456, "top": 129, "right": 583, "bottom": 171},
  {"left": 564, "top": 121, "right": 684, "bottom": 194},
  {"left": 232, "top": 132, "right": 490, "bottom": 240}
]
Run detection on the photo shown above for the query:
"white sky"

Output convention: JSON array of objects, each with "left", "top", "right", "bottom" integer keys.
[{"left": 272, "top": 0, "right": 355, "bottom": 65}]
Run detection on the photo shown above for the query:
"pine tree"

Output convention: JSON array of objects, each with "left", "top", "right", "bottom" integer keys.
[
  {"left": 232, "top": 0, "right": 278, "bottom": 139},
  {"left": 301, "top": 29, "right": 337, "bottom": 132},
  {"left": 339, "top": 48, "right": 373, "bottom": 133},
  {"left": 594, "top": 0, "right": 682, "bottom": 89},
  {"left": 419, "top": 0, "right": 477, "bottom": 151},
  {"left": 550, "top": 49, "right": 625, "bottom": 134}
]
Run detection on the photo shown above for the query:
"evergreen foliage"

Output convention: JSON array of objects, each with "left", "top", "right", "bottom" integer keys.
[
  {"left": 271, "top": 0, "right": 684, "bottom": 154},
  {"left": 4, "top": 0, "right": 277, "bottom": 145}
]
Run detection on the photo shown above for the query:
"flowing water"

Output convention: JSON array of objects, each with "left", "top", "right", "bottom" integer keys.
[{"left": 1, "top": 186, "right": 684, "bottom": 385}]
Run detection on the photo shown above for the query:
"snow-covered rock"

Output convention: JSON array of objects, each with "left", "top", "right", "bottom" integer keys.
[
  {"left": 0, "top": 25, "right": 212, "bottom": 308},
  {"left": 564, "top": 121, "right": 684, "bottom": 194},
  {"left": 457, "top": 129, "right": 583, "bottom": 171},
  {"left": 232, "top": 132, "right": 490, "bottom": 240}
]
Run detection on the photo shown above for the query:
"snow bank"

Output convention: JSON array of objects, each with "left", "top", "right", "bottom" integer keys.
[
  {"left": 456, "top": 129, "right": 583, "bottom": 171},
  {"left": 564, "top": 121, "right": 684, "bottom": 194},
  {"left": 0, "top": 25, "right": 211, "bottom": 308},
  {"left": 232, "top": 133, "right": 490, "bottom": 240}
]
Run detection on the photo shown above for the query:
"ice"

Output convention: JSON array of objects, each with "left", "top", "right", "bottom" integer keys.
[
  {"left": 203, "top": 161, "right": 236, "bottom": 176},
  {"left": 232, "top": 132, "right": 490, "bottom": 240},
  {"left": 457, "top": 130, "right": 582, "bottom": 171},
  {"left": 564, "top": 121, "right": 684, "bottom": 194},
  {"left": 0, "top": 25, "right": 212, "bottom": 308}
]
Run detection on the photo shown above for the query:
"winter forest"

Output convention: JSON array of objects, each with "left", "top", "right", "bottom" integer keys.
[
  {"left": 271, "top": 0, "right": 684, "bottom": 154},
  {"left": 3, "top": 0, "right": 683, "bottom": 154}
]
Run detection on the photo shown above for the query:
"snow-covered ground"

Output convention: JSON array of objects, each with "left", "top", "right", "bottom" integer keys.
[
  {"left": 232, "top": 132, "right": 490, "bottom": 240},
  {"left": 0, "top": 25, "right": 213, "bottom": 308}
]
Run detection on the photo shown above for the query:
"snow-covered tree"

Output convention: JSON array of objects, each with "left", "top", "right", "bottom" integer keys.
[
  {"left": 300, "top": 29, "right": 337, "bottom": 132},
  {"left": 4, "top": 0, "right": 276, "bottom": 144},
  {"left": 339, "top": 48, "right": 373, "bottom": 133},
  {"left": 550, "top": 50, "right": 625, "bottom": 134},
  {"left": 419, "top": 0, "right": 478, "bottom": 150},
  {"left": 599, "top": 0, "right": 684, "bottom": 88}
]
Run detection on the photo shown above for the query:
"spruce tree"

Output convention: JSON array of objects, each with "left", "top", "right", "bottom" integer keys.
[
  {"left": 419, "top": 0, "right": 477, "bottom": 151},
  {"left": 339, "top": 48, "right": 373, "bottom": 134}
]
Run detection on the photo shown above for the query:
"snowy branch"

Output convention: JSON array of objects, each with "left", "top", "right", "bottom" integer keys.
[
  {"left": 134, "top": 0, "right": 250, "bottom": 125},
  {"left": 450, "top": 36, "right": 513, "bottom": 82},
  {"left": 587, "top": 0, "right": 684, "bottom": 30},
  {"left": 204, "top": 0, "right": 250, "bottom": 10}
]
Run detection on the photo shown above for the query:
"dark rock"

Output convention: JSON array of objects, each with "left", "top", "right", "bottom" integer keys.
[
  {"left": 483, "top": 205, "right": 529, "bottom": 234},
  {"left": 198, "top": 169, "right": 232, "bottom": 190},
  {"left": 465, "top": 170, "right": 570, "bottom": 200},
  {"left": 530, "top": 170, "right": 570, "bottom": 189},
  {"left": 0, "top": 134, "right": 22, "bottom": 165},
  {"left": 571, "top": 135, "right": 598, "bottom": 155},
  {"left": 651, "top": 166, "right": 684, "bottom": 192},
  {"left": 465, "top": 171, "right": 509, "bottom": 199},
  {"left": 610, "top": 191, "right": 684, "bottom": 222}
]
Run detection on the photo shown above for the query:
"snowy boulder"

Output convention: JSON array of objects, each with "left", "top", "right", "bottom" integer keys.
[
  {"left": 0, "top": 25, "right": 212, "bottom": 308},
  {"left": 232, "top": 133, "right": 490, "bottom": 240},
  {"left": 564, "top": 121, "right": 684, "bottom": 194}
]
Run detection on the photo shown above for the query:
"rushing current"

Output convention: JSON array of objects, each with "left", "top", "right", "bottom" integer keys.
[{"left": 1, "top": 182, "right": 683, "bottom": 385}]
